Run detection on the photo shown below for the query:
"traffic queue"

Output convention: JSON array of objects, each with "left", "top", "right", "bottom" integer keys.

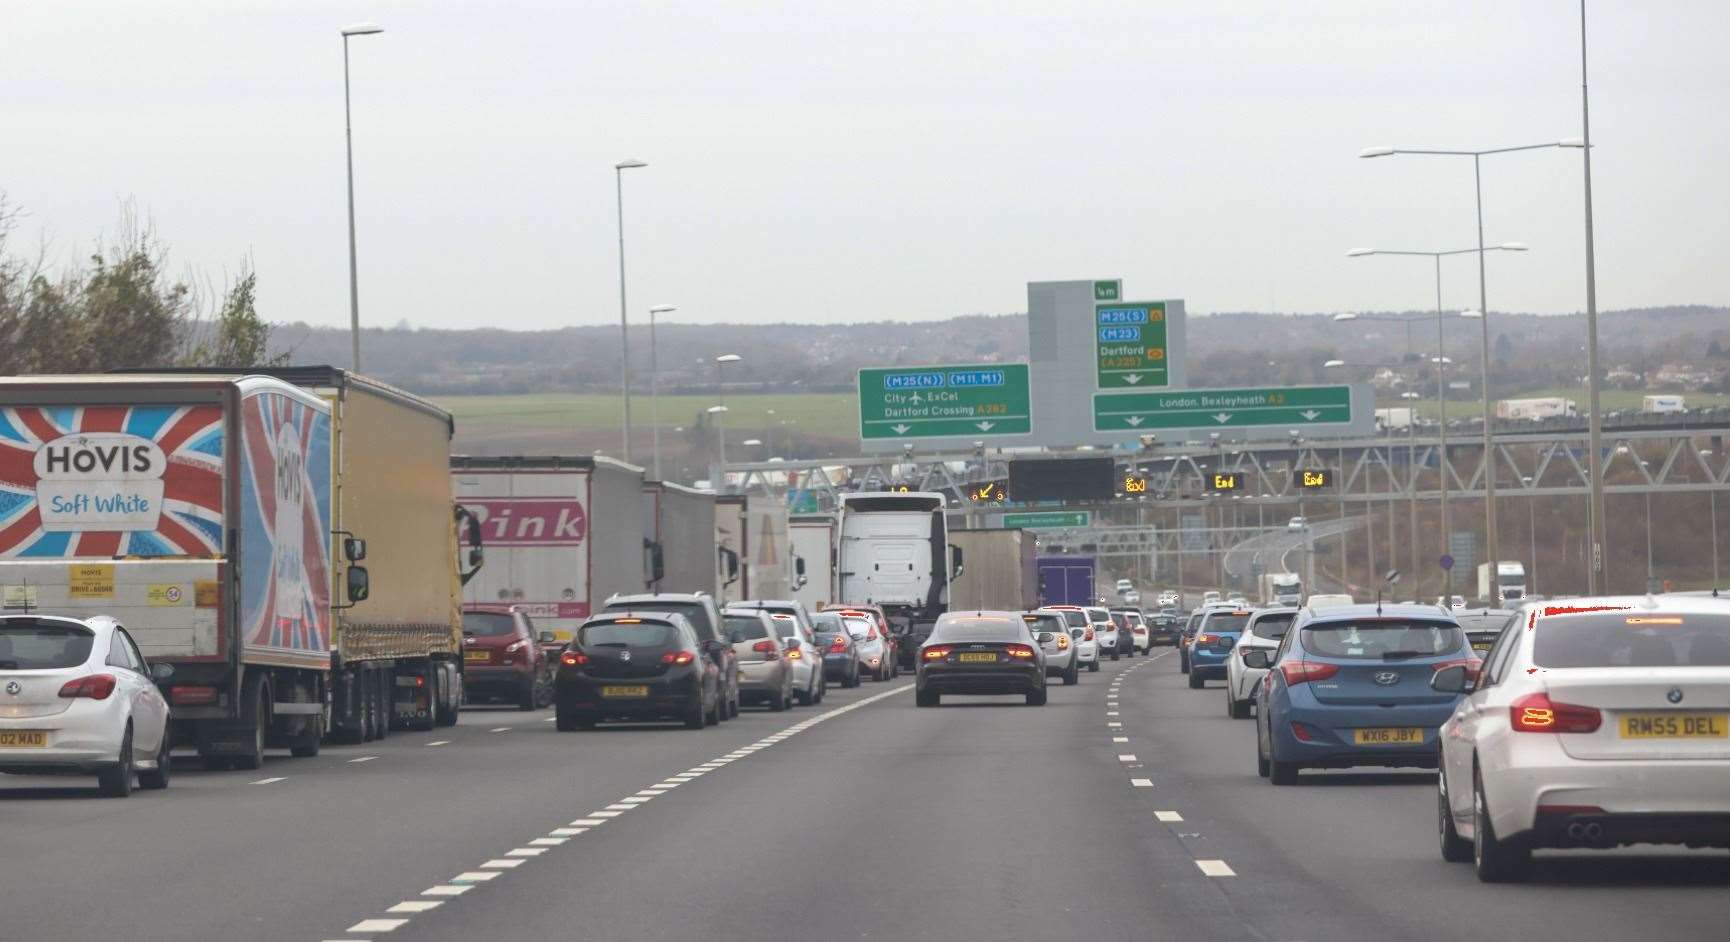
[{"left": 1170, "top": 588, "right": 1730, "bottom": 882}]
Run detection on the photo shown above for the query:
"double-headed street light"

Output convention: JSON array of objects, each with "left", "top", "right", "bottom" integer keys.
[
  {"left": 1360, "top": 138, "right": 1579, "bottom": 586},
  {"left": 340, "top": 22, "right": 383, "bottom": 372},
  {"left": 1343, "top": 244, "right": 1527, "bottom": 592},
  {"left": 647, "top": 304, "right": 676, "bottom": 480},
  {"left": 614, "top": 158, "right": 649, "bottom": 462}
]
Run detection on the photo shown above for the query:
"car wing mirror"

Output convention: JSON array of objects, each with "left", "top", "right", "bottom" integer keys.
[
  {"left": 538, "top": 631, "right": 558, "bottom": 644},
  {"left": 1036, "top": 632, "right": 1054, "bottom": 644},
  {"left": 1240, "top": 649, "right": 1271, "bottom": 670},
  {"left": 1430, "top": 664, "right": 1475, "bottom": 694}
]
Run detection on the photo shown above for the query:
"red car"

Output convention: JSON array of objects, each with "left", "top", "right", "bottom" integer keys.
[{"left": 461, "top": 607, "right": 556, "bottom": 711}]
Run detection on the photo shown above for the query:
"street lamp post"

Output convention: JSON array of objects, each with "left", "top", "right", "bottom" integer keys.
[
  {"left": 614, "top": 158, "right": 648, "bottom": 463},
  {"left": 1360, "top": 139, "right": 1577, "bottom": 591},
  {"left": 647, "top": 304, "right": 676, "bottom": 480},
  {"left": 340, "top": 22, "right": 383, "bottom": 372},
  {"left": 712, "top": 354, "right": 742, "bottom": 487},
  {"left": 706, "top": 405, "right": 730, "bottom": 484},
  {"left": 1343, "top": 244, "right": 1525, "bottom": 596}
]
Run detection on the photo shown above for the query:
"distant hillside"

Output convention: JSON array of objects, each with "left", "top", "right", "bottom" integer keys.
[{"left": 268, "top": 305, "right": 1730, "bottom": 399}]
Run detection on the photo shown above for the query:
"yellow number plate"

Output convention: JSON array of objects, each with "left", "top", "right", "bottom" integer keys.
[
  {"left": 463, "top": 650, "right": 491, "bottom": 663},
  {"left": 1353, "top": 727, "right": 1425, "bottom": 746},
  {"left": 601, "top": 685, "right": 649, "bottom": 699},
  {"left": 1620, "top": 713, "right": 1729, "bottom": 739},
  {"left": 0, "top": 730, "right": 48, "bottom": 747},
  {"left": 957, "top": 652, "right": 997, "bottom": 664},
  {"left": 1471, "top": 642, "right": 1493, "bottom": 652}
]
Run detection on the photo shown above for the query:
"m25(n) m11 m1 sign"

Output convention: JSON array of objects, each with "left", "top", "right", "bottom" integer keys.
[{"left": 835, "top": 492, "right": 962, "bottom": 670}]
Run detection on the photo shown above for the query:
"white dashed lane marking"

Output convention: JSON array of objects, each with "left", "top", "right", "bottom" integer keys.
[
  {"left": 1130, "top": 778, "right": 1153, "bottom": 788},
  {"left": 1155, "top": 811, "right": 1184, "bottom": 822},
  {"left": 1112, "top": 736, "right": 1129, "bottom": 743},
  {"left": 1196, "top": 859, "right": 1237, "bottom": 877},
  {"left": 421, "top": 885, "right": 472, "bottom": 897},
  {"left": 489, "top": 727, "right": 510, "bottom": 733},
  {"left": 1117, "top": 755, "right": 1137, "bottom": 762},
  {"left": 426, "top": 740, "right": 450, "bottom": 747},
  {"left": 386, "top": 901, "right": 442, "bottom": 914},
  {"left": 249, "top": 777, "right": 285, "bottom": 785},
  {"left": 347, "top": 919, "right": 408, "bottom": 933},
  {"left": 347, "top": 756, "right": 377, "bottom": 763}
]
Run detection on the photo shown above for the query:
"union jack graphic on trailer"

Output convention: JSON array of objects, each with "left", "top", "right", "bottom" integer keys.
[
  {"left": 0, "top": 405, "right": 224, "bottom": 558},
  {"left": 238, "top": 392, "right": 332, "bottom": 659}
]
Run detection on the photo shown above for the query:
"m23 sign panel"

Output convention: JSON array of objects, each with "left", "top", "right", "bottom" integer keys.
[{"left": 0, "top": 405, "right": 224, "bottom": 558}]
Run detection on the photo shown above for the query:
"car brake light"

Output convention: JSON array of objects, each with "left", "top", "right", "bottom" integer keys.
[
  {"left": 922, "top": 646, "right": 952, "bottom": 661},
  {"left": 752, "top": 639, "right": 780, "bottom": 660},
  {"left": 1056, "top": 634, "right": 1070, "bottom": 650},
  {"left": 560, "top": 651, "right": 589, "bottom": 667},
  {"left": 1006, "top": 644, "right": 1036, "bottom": 659},
  {"left": 1277, "top": 660, "right": 1340, "bottom": 686},
  {"left": 1510, "top": 692, "right": 1601, "bottom": 733},
  {"left": 59, "top": 674, "right": 117, "bottom": 700},
  {"left": 1198, "top": 633, "right": 1219, "bottom": 645},
  {"left": 828, "top": 636, "right": 848, "bottom": 654},
  {"left": 169, "top": 685, "right": 217, "bottom": 706},
  {"left": 661, "top": 651, "right": 696, "bottom": 666},
  {"left": 1084, "top": 628, "right": 1095, "bottom": 641}
]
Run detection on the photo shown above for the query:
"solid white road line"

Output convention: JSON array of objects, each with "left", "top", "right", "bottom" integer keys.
[
  {"left": 1155, "top": 811, "right": 1184, "bottom": 822},
  {"left": 1196, "top": 859, "right": 1236, "bottom": 877},
  {"left": 249, "top": 777, "right": 286, "bottom": 785}
]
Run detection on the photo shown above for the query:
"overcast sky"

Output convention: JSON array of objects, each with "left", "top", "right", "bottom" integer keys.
[{"left": 6, "top": 1, "right": 1727, "bottom": 330}]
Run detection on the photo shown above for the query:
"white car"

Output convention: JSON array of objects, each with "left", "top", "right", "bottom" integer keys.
[
  {"left": 840, "top": 611, "right": 892, "bottom": 681},
  {"left": 1157, "top": 591, "right": 1180, "bottom": 608},
  {"left": 1084, "top": 606, "right": 1123, "bottom": 661},
  {"left": 0, "top": 615, "right": 172, "bottom": 797},
  {"left": 1434, "top": 596, "right": 1730, "bottom": 882},
  {"left": 1023, "top": 612, "right": 1079, "bottom": 685},
  {"left": 1040, "top": 607, "right": 1099, "bottom": 673},
  {"left": 1224, "top": 607, "right": 1298, "bottom": 719},
  {"left": 1115, "top": 578, "right": 1134, "bottom": 594},
  {"left": 1287, "top": 516, "right": 1308, "bottom": 532}
]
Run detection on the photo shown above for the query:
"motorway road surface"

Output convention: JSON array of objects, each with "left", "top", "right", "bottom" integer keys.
[{"left": 4, "top": 654, "right": 1727, "bottom": 942}]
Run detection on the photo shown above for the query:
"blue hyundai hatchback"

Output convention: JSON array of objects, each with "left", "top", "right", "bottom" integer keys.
[
  {"left": 1186, "top": 607, "right": 1254, "bottom": 689},
  {"left": 1249, "top": 604, "right": 1474, "bottom": 785}
]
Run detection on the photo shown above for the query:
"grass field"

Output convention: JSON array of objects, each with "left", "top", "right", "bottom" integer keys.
[{"left": 438, "top": 393, "right": 859, "bottom": 438}]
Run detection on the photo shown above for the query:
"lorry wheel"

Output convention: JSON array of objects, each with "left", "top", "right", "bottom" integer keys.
[
  {"left": 233, "top": 676, "right": 268, "bottom": 771},
  {"left": 437, "top": 665, "right": 461, "bottom": 726}
]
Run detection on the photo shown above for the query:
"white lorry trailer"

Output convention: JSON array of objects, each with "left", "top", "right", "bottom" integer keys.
[
  {"left": 789, "top": 513, "right": 837, "bottom": 611},
  {"left": 1477, "top": 561, "right": 1528, "bottom": 605}
]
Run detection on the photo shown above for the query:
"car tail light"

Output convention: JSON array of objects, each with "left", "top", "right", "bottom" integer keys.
[
  {"left": 1278, "top": 660, "right": 1340, "bottom": 686},
  {"left": 1056, "top": 634, "right": 1070, "bottom": 650},
  {"left": 1510, "top": 692, "right": 1601, "bottom": 733},
  {"left": 560, "top": 651, "right": 589, "bottom": 667},
  {"left": 752, "top": 639, "right": 780, "bottom": 660},
  {"left": 1198, "top": 633, "right": 1219, "bottom": 645},
  {"left": 922, "top": 646, "right": 952, "bottom": 661},
  {"left": 1084, "top": 628, "right": 1095, "bottom": 641},
  {"left": 169, "top": 684, "right": 217, "bottom": 706},
  {"left": 1431, "top": 657, "right": 1483, "bottom": 683},
  {"left": 828, "top": 636, "right": 849, "bottom": 654},
  {"left": 661, "top": 651, "right": 696, "bottom": 666},
  {"left": 59, "top": 674, "right": 117, "bottom": 700},
  {"left": 1006, "top": 644, "right": 1036, "bottom": 659}
]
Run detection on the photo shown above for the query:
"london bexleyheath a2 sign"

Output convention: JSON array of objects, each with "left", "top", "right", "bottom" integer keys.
[
  {"left": 858, "top": 364, "right": 1032, "bottom": 441},
  {"left": 1092, "top": 384, "right": 1355, "bottom": 432},
  {"left": 1095, "top": 301, "right": 1169, "bottom": 388}
]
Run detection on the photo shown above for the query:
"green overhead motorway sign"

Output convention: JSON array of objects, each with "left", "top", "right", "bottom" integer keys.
[
  {"left": 1092, "top": 384, "right": 1354, "bottom": 432},
  {"left": 858, "top": 364, "right": 1032, "bottom": 441},
  {"left": 1095, "top": 301, "right": 1170, "bottom": 388},
  {"left": 1002, "top": 511, "right": 1091, "bottom": 529}
]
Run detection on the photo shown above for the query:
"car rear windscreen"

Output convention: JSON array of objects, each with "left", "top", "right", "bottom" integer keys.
[
  {"left": 1023, "top": 614, "right": 1065, "bottom": 634},
  {"left": 462, "top": 611, "right": 517, "bottom": 637},
  {"left": 0, "top": 621, "right": 96, "bottom": 669},
  {"left": 841, "top": 617, "right": 874, "bottom": 640},
  {"left": 930, "top": 617, "right": 1023, "bottom": 643},
  {"left": 1249, "top": 612, "right": 1296, "bottom": 639},
  {"left": 582, "top": 621, "right": 676, "bottom": 648},
  {"left": 1532, "top": 612, "right": 1730, "bottom": 668},
  {"left": 1050, "top": 610, "right": 1087, "bottom": 627},
  {"left": 812, "top": 612, "right": 848, "bottom": 635},
  {"left": 722, "top": 615, "right": 770, "bottom": 643},
  {"left": 604, "top": 601, "right": 714, "bottom": 640},
  {"left": 1302, "top": 621, "right": 1463, "bottom": 659},
  {"left": 1201, "top": 613, "right": 1252, "bottom": 634}
]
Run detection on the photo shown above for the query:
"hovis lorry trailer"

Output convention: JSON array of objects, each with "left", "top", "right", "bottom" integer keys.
[
  {"left": 947, "top": 528, "right": 1036, "bottom": 611},
  {"left": 836, "top": 492, "right": 958, "bottom": 668},
  {"left": 0, "top": 370, "right": 477, "bottom": 769},
  {"left": 789, "top": 513, "right": 837, "bottom": 611},
  {"left": 451, "top": 455, "right": 646, "bottom": 642},
  {"left": 1037, "top": 556, "right": 1096, "bottom": 606},
  {"left": 715, "top": 493, "right": 797, "bottom": 605}
]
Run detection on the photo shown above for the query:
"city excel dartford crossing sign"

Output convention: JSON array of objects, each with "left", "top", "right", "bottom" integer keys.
[
  {"left": 1095, "top": 301, "right": 1169, "bottom": 388},
  {"left": 1092, "top": 384, "right": 1355, "bottom": 433},
  {"left": 858, "top": 364, "right": 1032, "bottom": 441}
]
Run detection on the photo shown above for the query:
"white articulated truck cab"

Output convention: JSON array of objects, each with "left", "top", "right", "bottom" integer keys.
[
  {"left": 1260, "top": 572, "right": 1303, "bottom": 606},
  {"left": 1477, "top": 561, "right": 1527, "bottom": 605},
  {"left": 836, "top": 492, "right": 957, "bottom": 662}
]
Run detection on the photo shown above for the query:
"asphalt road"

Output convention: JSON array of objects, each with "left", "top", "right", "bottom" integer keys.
[{"left": 4, "top": 653, "right": 1726, "bottom": 942}]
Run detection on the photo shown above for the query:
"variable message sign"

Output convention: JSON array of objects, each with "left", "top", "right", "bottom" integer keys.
[
  {"left": 1297, "top": 468, "right": 1334, "bottom": 489},
  {"left": 1093, "top": 384, "right": 1354, "bottom": 433},
  {"left": 858, "top": 364, "right": 1031, "bottom": 441},
  {"left": 1094, "top": 301, "right": 1169, "bottom": 389}
]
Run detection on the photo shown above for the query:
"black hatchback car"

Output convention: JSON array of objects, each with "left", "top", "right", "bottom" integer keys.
[
  {"left": 916, "top": 611, "right": 1046, "bottom": 707},
  {"left": 554, "top": 613, "right": 721, "bottom": 731}
]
